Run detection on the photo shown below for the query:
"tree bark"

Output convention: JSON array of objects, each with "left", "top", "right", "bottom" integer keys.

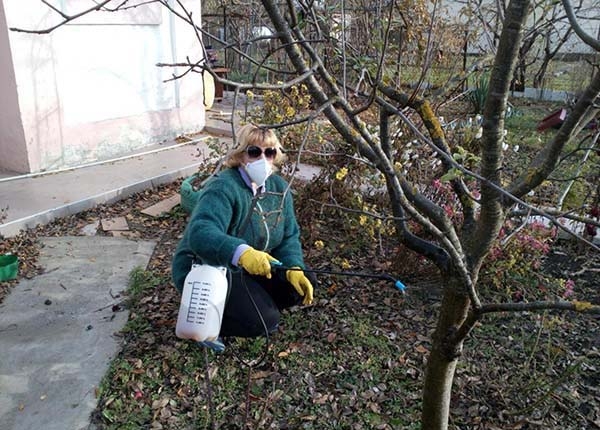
[
  {"left": 421, "top": 277, "right": 471, "bottom": 430},
  {"left": 470, "top": 0, "right": 531, "bottom": 266},
  {"left": 422, "top": 352, "right": 458, "bottom": 430}
]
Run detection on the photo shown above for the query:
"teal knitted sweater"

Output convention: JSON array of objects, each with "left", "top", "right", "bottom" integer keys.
[{"left": 171, "top": 168, "right": 305, "bottom": 291}]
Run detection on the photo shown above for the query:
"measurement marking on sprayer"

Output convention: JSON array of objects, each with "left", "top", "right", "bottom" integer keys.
[{"left": 186, "top": 282, "right": 212, "bottom": 323}]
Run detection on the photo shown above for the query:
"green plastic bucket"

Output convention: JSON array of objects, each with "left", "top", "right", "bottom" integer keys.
[
  {"left": 180, "top": 173, "right": 214, "bottom": 214},
  {"left": 180, "top": 174, "right": 201, "bottom": 214},
  {"left": 0, "top": 254, "right": 19, "bottom": 281}
]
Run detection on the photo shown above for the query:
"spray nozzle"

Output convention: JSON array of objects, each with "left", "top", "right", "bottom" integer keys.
[{"left": 394, "top": 280, "right": 406, "bottom": 293}]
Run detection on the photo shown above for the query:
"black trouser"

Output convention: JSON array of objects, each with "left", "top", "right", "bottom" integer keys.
[{"left": 219, "top": 268, "right": 317, "bottom": 338}]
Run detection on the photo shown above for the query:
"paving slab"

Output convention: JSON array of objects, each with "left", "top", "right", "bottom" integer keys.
[
  {"left": 100, "top": 216, "right": 129, "bottom": 232},
  {"left": 141, "top": 194, "right": 181, "bottom": 217},
  {"left": 0, "top": 236, "right": 156, "bottom": 430}
]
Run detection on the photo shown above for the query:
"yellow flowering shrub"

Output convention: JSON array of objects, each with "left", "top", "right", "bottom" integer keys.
[
  {"left": 246, "top": 84, "right": 313, "bottom": 154},
  {"left": 335, "top": 167, "right": 348, "bottom": 181}
]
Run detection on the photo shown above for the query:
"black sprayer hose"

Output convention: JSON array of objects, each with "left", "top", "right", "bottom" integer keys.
[{"left": 272, "top": 264, "right": 406, "bottom": 294}]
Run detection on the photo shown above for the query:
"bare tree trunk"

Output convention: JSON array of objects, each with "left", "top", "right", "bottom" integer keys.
[
  {"left": 422, "top": 352, "right": 458, "bottom": 429},
  {"left": 421, "top": 278, "right": 470, "bottom": 430}
]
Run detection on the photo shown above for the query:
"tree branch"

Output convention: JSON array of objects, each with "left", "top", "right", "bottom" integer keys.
[
  {"left": 479, "top": 300, "right": 600, "bottom": 315},
  {"left": 10, "top": 0, "right": 116, "bottom": 34},
  {"left": 561, "top": 0, "right": 600, "bottom": 51},
  {"left": 508, "top": 72, "right": 600, "bottom": 198},
  {"left": 472, "top": 0, "right": 532, "bottom": 268}
]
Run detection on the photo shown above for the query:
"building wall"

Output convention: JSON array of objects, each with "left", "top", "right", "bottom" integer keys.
[
  {"left": 0, "top": 0, "right": 29, "bottom": 173},
  {"left": 1, "top": 0, "right": 206, "bottom": 174}
]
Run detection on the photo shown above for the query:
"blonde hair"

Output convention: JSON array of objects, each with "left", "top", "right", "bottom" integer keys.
[{"left": 224, "top": 124, "right": 286, "bottom": 168}]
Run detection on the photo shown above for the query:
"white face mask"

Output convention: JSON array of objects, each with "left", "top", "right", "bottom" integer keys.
[{"left": 245, "top": 157, "right": 272, "bottom": 187}]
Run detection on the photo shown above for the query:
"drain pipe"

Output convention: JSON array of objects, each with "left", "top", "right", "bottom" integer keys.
[{"left": 0, "top": 135, "right": 210, "bottom": 184}]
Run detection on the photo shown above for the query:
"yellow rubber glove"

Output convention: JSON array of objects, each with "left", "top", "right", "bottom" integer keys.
[
  {"left": 286, "top": 267, "right": 314, "bottom": 305},
  {"left": 238, "top": 248, "right": 278, "bottom": 278}
]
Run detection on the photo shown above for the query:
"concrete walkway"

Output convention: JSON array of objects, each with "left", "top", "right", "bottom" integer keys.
[
  {"left": 0, "top": 236, "right": 156, "bottom": 430},
  {"left": 0, "top": 139, "right": 210, "bottom": 238}
]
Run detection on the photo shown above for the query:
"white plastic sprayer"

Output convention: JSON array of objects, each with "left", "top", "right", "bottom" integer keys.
[{"left": 175, "top": 264, "right": 228, "bottom": 342}]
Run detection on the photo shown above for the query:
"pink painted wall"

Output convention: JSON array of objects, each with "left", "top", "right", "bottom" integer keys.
[{"left": 1, "top": 0, "right": 206, "bottom": 174}]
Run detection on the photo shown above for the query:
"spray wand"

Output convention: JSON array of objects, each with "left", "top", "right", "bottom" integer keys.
[{"left": 272, "top": 262, "right": 406, "bottom": 294}]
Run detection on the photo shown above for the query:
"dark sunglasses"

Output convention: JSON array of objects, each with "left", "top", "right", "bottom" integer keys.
[{"left": 246, "top": 145, "right": 277, "bottom": 159}]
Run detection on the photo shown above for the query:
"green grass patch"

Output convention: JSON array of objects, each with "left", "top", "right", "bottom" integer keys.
[{"left": 127, "top": 267, "right": 163, "bottom": 301}]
